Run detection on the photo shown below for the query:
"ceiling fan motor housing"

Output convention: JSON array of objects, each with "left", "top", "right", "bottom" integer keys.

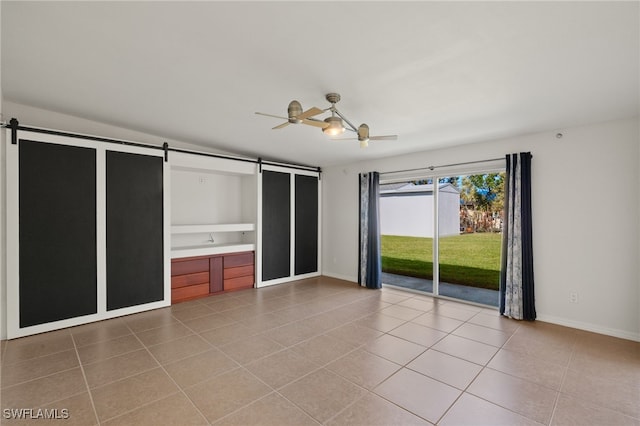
[{"left": 287, "top": 100, "right": 303, "bottom": 123}]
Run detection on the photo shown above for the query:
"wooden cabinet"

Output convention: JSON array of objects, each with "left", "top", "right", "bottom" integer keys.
[{"left": 171, "top": 251, "right": 254, "bottom": 303}]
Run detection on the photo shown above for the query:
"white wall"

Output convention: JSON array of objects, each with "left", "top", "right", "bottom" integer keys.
[
  {"left": 322, "top": 117, "right": 640, "bottom": 341},
  {"left": 380, "top": 194, "right": 435, "bottom": 238}
]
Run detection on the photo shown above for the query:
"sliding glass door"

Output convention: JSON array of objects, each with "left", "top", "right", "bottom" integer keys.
[{"left": 380, "top": 170, "right": 504, "bottom": 307}]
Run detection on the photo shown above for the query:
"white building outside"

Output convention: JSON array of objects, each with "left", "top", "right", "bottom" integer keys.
[{"left": 380, "top": 182, "right": 460, "bottom": 238}]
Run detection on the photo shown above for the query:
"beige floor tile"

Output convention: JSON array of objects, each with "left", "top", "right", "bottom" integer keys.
[
  {"left": 1, "top": 349, "right": 79, "bottom": 388},
  {"left": 103, "top": 392, "right": 207, "bottom": 426},
  {"left": 374, "top": 367, "right": 461, "bottom": 423},
  {"left": 411, "top": 312, "right": 464, "bottom": 333},
  {"left": 326, "top": 348, "right": 401, "bottom": 390},
  {"left": 453, "top": 322, "right": 511, "bottom": 347},
  {"left": 467, "top": 368, "right": 558, "bottom": 424},
  {"left": 379, "top": 291, "right": 412, "bottom": 304},
  {"left": 76, "top": 334, "right": 143, "bottom": 365},
  {"left": 202, "top": 296, "right": 251, "bottom": 313},
  {"left": 215, "top": 392, "right": 318, "bottom": 426},
  {"left": 326, "top": 322, "right": 384, "bottom": 346},
  {"left": 280, "top": 368, "right": 366, "bottom": 424},
  {"left": 407, "top": 349, "right": 482, "bottom": 390},
  {"left": 135, "top": 322, "right": 194, "bottom": 346},
  {"left": 431, "top": 304, "right": 478, "bottom": 321},
  {"left": 298, "top": 312, "right": 348, "bottom": 334},
  {"left": 488, "top": 348, "right": 566, "bottom": 390},
  {"left": 181, "top": 312, "right": 237, "bottom": 333},
  {"left": 561, "top": 368, "right": 640, "bottom": 419},
  {"left": 431, "top": 334, "right": 499, "bottom": 365},
  {"left": 199, "top": 322, "right": 253, "bottom": 347},
  {"left": 397, "top": 297, "right": 436, "bottom": 312},
  {"left": 147, "top": 334, "right": 211, "bottom": 365},
  {"left": 355, "top": 313, "right": 406, "bottom": 333},
  {"left": 244, "top": 348, "right": 319, "bottom": 389},
  {"left": 70, "top": 319, "right": 131, "bottom": 348},
  {"left": 1, "top": 367, "right": 86, "bottom": 408},
  {"left": 568, "top": 345, "right": 640, "bottom": 389},
  {"left": 260, "top": 321, "right": 319, "bottom": 347},
  {"left": 83, "top": 349, "right": 158, "bottom": 388},
  {"left": 327, "top": 392, "right": 431, "bottom": 426},
  {"left": 237, "top": 312, "right": 292, "bottom": 334},
  {"left": 184, "top": 368, "right": 271, "bottom": 423},
  {"left": 291, "top": 334, "right": 357, "bottom": 366},
  {"left": 124, "top": 309, "right": 179, "bottom": 333},
  {"left": 365, "top": 334, "right": 427, "bottom": 365},
  {"left": 163, "top": 348, "right": 237, "bottom": 389},
  {"left": 502, "top": 332, "right": 574, "bottom": 366},
  {"left": 3, "top": 330, "right": 74, "bottom": 365},
  {"left": 389, "top": 322, "right": 447, "bottom": 347},
  {"left": 440, "top": 393, "right": 542, "bottom": 426},
  {"left": 468, "top": 312, "right": 521, "bottom": 334},
  {"left": 170, "top": 303, "right": 215, "bottom": 322},
  {"left": 219, "top": 334, "right": 284, "bottom": 365},
  {"left": 551, "top": 393, "right": 640, "bottom": 426},
  {"left": 513, "top": 322, "right": 579, "bottom": 349},
  {"left": 380, "top": 304, "right": 424, "bottom": 321},
  {"left": 1, "top": 392, "right": 98, "bottom": 426},
  {"left": 91, "top": 368, "right": 179, "bottom": 422}
]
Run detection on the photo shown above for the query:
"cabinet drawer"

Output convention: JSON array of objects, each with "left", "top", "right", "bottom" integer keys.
[
  {"left": 224, "top": 252, "right": 254, "bottom": 268},
  {"left": 224, "top": 275, "right": 254, "bottom": 291},
  {"left": 171, "top": 271, "right": 209, "bottom": 289},
  {"left": 171, "top": 258, "right": 209, "bottom": 276},
  {"left": 223, "top": 265, "right": 254, "bottom": 280},
  {"left": 172, "top": 283, "right": 209, "bottom": 303}
]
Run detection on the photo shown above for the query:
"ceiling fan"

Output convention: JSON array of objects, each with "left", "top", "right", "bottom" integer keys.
[{"left": 255, "top": 93, "right": 398, "bottom": 148}]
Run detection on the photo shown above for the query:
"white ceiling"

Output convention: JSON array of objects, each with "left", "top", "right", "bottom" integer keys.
[{"left": 2, "top": 1, "right": 638, "bottom": 167}]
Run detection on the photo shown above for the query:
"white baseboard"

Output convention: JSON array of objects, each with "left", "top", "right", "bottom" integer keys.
[
  {"left": 536, "top": 314, "right": 640, "bottom": 342},
  {"left": 321, "top": 271, "right": 357, "bottom": 284}
]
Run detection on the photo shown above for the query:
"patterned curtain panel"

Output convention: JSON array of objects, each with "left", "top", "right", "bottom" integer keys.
[
  {"left": 358, "top": 172, "right": 382, "bottom": 289},
  {"left": 500, "top": 152, "right": 536, "bottom": 320}
]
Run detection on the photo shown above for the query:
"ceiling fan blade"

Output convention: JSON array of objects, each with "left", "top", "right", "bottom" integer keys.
[
  {"left": 255, "top": 112, "right": 288, "bottom": 120},
  {"left": 272, "top": 122, "right": 290, "bottom": 130},
  {"left": 369, "top": 135, "right": 398, "bottom": 141},
  {"left": 302, "top": 118, "right": 330, "bottom": 129},
  {"left": 296, "top": 107, "right": 323, "bottom": 120}
]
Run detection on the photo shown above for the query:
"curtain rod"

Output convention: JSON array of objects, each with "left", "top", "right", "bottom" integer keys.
[
  {"left": 379, "top": 157, "right": 506, "bottom": 176},
  {"left": 3, "top": 118, "right": 321, "bottom": 173}
]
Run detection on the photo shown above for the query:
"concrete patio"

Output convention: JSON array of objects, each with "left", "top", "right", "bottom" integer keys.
[{"left": 382, "top": 272, "right": 499, "bottom": 307}]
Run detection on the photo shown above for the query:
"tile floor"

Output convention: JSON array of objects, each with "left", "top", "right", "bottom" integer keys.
[{"left": 1, "top": 276, "right": 638, "bottom": 425}]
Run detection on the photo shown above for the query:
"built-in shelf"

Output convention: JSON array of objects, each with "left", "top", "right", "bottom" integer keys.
[
  {"left": 171, "top": 243, "right": 255, "bottom": 258},
  {"left": 171, "top": 223, "right": 255, "bottom": 234}
]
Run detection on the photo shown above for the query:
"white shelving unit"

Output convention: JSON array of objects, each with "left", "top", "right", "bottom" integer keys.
[
  {"left": 169, "top": 151, "right": 258, "bottom": 259},
  {"left": 170, "top": 223, "right": 255, "bottom": 258},
  {"left": 171, "top": 223, "right": 255, "bottom": 234}
]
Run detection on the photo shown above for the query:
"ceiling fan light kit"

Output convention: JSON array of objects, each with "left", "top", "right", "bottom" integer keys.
[{"left": 256, "top": 92, "right": 397, "bottom": 148}]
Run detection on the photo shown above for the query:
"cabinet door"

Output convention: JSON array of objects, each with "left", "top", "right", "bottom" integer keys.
[
  {"left": 262, "top": 170, "right": 291, "bottom": 281},
  {"left": 106, "top": 151, "right": 164, "bottom": 310},
  {"left": 295, "top": 174, "right": 318, "bottom": 275},
  {"left": 18, "top": 140, "right": 97, "bottom": 327},
  {"left": 210, "top": 256, "right": 223, "bottom": 293}
]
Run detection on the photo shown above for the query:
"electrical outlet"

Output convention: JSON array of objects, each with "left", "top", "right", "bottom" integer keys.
[{"left": 569, "top": 291, "right": 578, "bottom": 303}]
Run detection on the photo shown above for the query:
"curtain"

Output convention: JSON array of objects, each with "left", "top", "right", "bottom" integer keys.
[
  {"left": 358, "top": 172, "right": 382, "bottom": 289},
  {"left": 500, "top": 152, "right": 536, "bottom": 320}
]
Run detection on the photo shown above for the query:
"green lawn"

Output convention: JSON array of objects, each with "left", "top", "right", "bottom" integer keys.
[{"left": 381, "top": 233, "right": 502, "bottom": 290}]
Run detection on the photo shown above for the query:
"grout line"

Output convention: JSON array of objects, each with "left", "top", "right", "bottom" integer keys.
[
  {"left": 70, "top": 334, "right": 101, "bottom": 426},
  {"left": 119, "top": 321, "right": 213, "bottom": 425}
]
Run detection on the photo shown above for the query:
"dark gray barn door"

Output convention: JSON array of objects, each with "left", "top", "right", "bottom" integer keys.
[
  {"left": 19, "top": 140, "right": 97, "bottom": 327},
  {"left": 295, "top": 174, "right": 318, "bottom": 275},
  {"left": 106, "top": 151, "right": 164, "bottom": 310},
  {"left": 262, "top": 170, "right": 291, "bottom": 281}
]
